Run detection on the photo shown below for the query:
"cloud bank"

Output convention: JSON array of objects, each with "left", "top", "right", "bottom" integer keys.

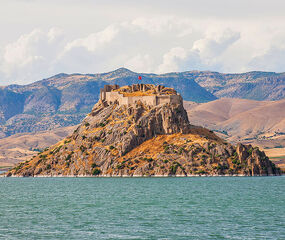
[{"left": 0, "top": 1, "right": 285, "bottom": 85}]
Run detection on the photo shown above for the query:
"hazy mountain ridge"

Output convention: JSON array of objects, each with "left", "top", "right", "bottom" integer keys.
[
  {"left": 187, "top": 71, "right": 285, "bottom": 100},
  {"left": 0, "top": 68, "right": 284, "bottom": 138},
  {"left": 0, "top": 68, "right": 217, "bottom": 138}
]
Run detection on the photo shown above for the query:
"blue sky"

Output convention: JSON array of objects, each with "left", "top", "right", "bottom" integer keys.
[{"left": 0, "top": 0, "right": 285, "bottom": 85}]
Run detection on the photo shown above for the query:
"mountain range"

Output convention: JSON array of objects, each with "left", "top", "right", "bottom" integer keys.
[{"left": 0, "top": 68, "right": 284, "bottom": 138}]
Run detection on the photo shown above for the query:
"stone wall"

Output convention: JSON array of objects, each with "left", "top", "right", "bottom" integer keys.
[{"left": 100, "top": 84, "right": 182, "bottom": 106}]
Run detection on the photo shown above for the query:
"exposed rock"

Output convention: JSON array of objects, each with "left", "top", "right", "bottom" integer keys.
[{"left": 5, "top": 84, "right": 281, "bottom": 177}]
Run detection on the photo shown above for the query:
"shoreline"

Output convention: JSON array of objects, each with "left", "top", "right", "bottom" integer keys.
[{"left": 1, "top": 174, "right": 283, "bottom": 178}]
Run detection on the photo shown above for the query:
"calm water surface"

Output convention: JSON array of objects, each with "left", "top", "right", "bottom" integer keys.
[{"left": 0, "top": 177, "right": 284, "bottom": 239}]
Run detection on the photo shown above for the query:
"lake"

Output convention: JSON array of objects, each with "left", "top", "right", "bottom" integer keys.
[{"left": 0, "top": 177, "right": 284, "bottom": 239}]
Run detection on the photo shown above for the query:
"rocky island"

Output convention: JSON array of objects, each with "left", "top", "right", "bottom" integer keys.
[{"left": 6, "top": 84, "right": 281, "bottom": 177}]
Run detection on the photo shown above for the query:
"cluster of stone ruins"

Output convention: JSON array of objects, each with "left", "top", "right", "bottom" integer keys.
[{"left": 100, "top": 84, "right": 182, "bottom": 106}]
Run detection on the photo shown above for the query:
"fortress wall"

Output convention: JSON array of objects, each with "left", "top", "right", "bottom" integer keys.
[
  {"left": 170, "top": 95, "right": 182, "bottom": 105},
  {"left": 103, "top": 86, "right": 181, "bottom": 106},
  {"left": 126, "top": 95, "right": 156, "bottom": 106},
  {"left": 156, "top": 95, "right": 171, "bottom": 105},
  {"left": 156, "top": 95, "right": 181, "bottom": 105},
  {"left": 105, "top": 92, "right": 123, "bottom": 104}
]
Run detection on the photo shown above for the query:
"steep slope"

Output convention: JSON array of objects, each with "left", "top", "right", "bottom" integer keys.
[{"left": 6, "top": 85, "right": 280, "bottom": 177}]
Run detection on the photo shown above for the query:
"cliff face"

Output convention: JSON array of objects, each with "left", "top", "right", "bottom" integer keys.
[{"left": 6, "top": 85, "right": 281, "bottom": 177}]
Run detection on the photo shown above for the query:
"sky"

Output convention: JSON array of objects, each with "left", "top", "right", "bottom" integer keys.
[{"left": 0, "top": 0, "right": 285, "bottom": 85}]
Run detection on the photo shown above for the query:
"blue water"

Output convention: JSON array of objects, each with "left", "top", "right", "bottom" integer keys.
[{"left": 0, "top": 177, "right": 284, "bottom": 239}]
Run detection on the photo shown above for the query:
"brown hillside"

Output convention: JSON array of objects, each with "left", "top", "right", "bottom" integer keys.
[{"left": 0, "top": 126, "right": 76, "bottom": 168}]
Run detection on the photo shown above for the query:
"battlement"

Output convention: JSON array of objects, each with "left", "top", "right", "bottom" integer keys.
[{"left": 100, "top": 84, "right": 182, "bottom": 106}]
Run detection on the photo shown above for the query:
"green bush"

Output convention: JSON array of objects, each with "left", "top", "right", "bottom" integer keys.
[
  {"left": 170, "top": 164, "right": 179, "bottom": 174},
  {"left": 232, "top": 158, "right": 240, "bottom": 165},
  {"left": 163, "top": 146, "right": 169, "bottom": 151},
  {"left": 80, "top": 145, "right": 86, "bottom": 152},
  {"left": 143, "top": 157, "right": 153, "bottom": 162},
  {"left": 92, "top": 168, "right": 101, "bottom": 175},
  {"left": 14, "top": 162, "right": 24, "bottom": 171},
  {"left": 94, "top": 136, "right": 100, "bottom": 141},
  {"left": 64, "top": 139, "right": 72, "bottom": 144},
  {"left": 91, "top": 163, "right": 97, "bottom": 168},
  {"left": 40, "top": 154, "right": 47, "bottom": 159},
  {"left": 197, "top": 170, "right": 206, "bottom": 174},
  {"left": 53, "top": 145, "right": 62, "bottom": 154},
  {"left": 66, "top": 153, "right": 72, "bottom": 161},
  {"left": 247, "top": 148, "right": 253, "bottom": 155},
  {"left": 116, "top": 164, "right": 124, "bottom": 169}
]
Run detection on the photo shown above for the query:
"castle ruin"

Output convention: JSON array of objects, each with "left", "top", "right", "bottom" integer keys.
[{"left": 100, "top": 84, "right": 182, "bottom": 106}]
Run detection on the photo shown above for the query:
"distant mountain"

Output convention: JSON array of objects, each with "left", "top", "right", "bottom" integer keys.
[
  {"left": 0, "top": 68, "right": 216, "bottom": 138},
  {"left": 0, "top": 68, "right": 284, "bottom": 138},
  {"left": 185, "top": 98, "right": 285, "bottom": 145},
  {"left": 184, "top": 71, "right": 285, "bottom": 100}
]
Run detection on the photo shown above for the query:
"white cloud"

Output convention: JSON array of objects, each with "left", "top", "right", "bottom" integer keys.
[
  {"left": 64, "top": 25, "right": 119, "bottom": 53},
  {"left": 0, "top": 12, "right": 285, "bottom": 85},
  {"left": 157, "top": 47, "right": 188, "bottom": 73},
  {"left": 124, "top": 54, "right": 154, "bottom": 73},
  {"left": 249, "top": 46, "right": 285, "bottom": 72},
  {"left": 48, "top": 27, "right": 63, "bottom": 42},
  {"left": 157, "top": 29, "right": 240, "bottom": 73},
  {"left": 0, "top": 28, "right": 64, "bottom": 84},
  {"left": 3, "top": 29, "right": 43, "bottom": 67},
  {"left": 192, "top": 29, "right": 240, "bottom": 59},
  {"left": 131, "top": 17, "right": 193, "bottom": 36}
]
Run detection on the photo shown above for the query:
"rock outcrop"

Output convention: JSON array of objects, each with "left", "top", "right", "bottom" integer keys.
[{"left": 5, "top": 84, "right": 281, "bottom": 177}]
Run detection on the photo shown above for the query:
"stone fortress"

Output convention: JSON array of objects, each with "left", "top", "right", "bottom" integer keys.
[{"left": 100, "top": 84, "right": 182, "bottom": 106}]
